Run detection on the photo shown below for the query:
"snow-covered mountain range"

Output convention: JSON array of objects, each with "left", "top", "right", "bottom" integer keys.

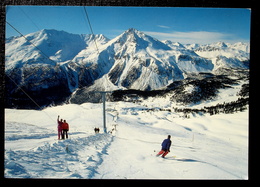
[
  {"left": 5, "top": 29, "right": 249, "bottom": 179},
  {"left": 5, "top": 28, "right": 250, "bottom": 108}
]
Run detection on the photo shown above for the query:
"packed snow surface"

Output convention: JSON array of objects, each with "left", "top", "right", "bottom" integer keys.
[{"left": 5, "top": 101, "right": 248, "bottom": 179}]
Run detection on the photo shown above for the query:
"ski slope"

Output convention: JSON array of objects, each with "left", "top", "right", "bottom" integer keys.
[{"left": 5, "top": 102, "right": 248, "bottom": 179}]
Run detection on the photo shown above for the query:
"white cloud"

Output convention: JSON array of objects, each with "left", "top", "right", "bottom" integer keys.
[
  {"left": 144, "top": 30, "right": 244, "bottom": 44},
  {"left": 157, "top": 25, "right": 171, "bottom": 29}
]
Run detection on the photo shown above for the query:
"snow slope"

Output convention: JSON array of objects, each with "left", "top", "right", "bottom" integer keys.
[{"left": 5, "top": 102, "right": 248, "bottom": 179}]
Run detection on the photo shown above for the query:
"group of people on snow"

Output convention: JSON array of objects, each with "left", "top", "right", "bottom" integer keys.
[
  {"left": 57, "top": 115, "right": 70, "bottom": 140},
  {"left": 56, "top": 115, "right": 172, "bottom": 158}
]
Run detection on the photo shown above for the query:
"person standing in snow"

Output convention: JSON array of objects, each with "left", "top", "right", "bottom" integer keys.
[
  {"left": 157, "top": 135, "right": 172, "bottom": 158},
  {"left": 57, "top": 115, "right": 63, "bottom": 140},
  {"left": 94, "top": 127, "right": 100, "bottom": 134},
  {"left": 62, "top": 120, "right": 69, "bottom": 139}
]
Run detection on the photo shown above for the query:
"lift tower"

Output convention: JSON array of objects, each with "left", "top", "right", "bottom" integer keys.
[{"left": 95, "top": 91, "right": 112, "bottom": 133}]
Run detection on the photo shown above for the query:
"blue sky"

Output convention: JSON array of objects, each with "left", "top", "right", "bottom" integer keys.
[{"left": 6, "top": 6, "right": 251, "bottom": 44}]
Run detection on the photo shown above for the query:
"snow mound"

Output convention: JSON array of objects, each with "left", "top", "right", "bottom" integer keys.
[{"left": 5, "top": 132, "right": 114, "bottom": 178}]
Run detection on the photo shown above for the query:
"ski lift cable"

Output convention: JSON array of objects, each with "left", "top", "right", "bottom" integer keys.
[
  {"left": 83, "top": 6, "right": 100, "bottom": 55},
  {"left": 6, "top": 20, "right": 86, "bottom": 89},
  {"left": 6, "top": 21, "right": 58, "bottom": 67},
  {"left": 6, "top": 15, "right": 100, "bottom": 118},
  {"left": 6, "top": 74, "right": 42, "bottom": 109},
  {"left": 8, "top": 7, "right": 110, "bottom": 93},
  {"left": 82, "top": 7, "right": 117, "bottom": 133},
  {"left": 82, "top": 11, "right": 154, "bottom": 91},
  {"left": 5, "top": 73, "right": 57, "bottom": 124},
  {"left": 5, "top": 22, "right": 57, "bottom": 113},
  {"left": 5, "top": 22, "right": 74, "bottom": 121},
  {"left": 5, "top": 9, "right": 106, "bottom": 125},
  {"left": 9, "top": 7, "right": 88, "bottom": 88},
  {"left": 18, "top": 6, "right": 41, "bottom": 31},
  {"left": 5, "top": 22, "right": 60, "bottom": 111},
  {"left": 7, "top": 20, "right": 89, "bottom": 90},
  {"left": 82, "top": 6, "right": 113, "bottom": 92},
  {"left": 6, "top": 7, "right": 108, "bottom": 116},
  {"left": 5, "top": 21, "right": 59, "bottom": 80},
  {"left": 6, "top": 13, "right": 109, "bottom": 129}
]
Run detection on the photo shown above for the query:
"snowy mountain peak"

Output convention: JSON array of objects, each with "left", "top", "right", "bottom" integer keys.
[
  {"left": 214, "top": 41, "right": 228, "bottom": 48},
  {"left": 96, "top": 34, "right": 110, "bottom": 41},
  {"left": 111, "top": 28, "right": 171, "bottom": 51},
  {"left": 39, "top": 28, "right": 63, "bottom": 35},
  {"left": 5, "top": 28, "right": 250, "bottom": 108},
  {"left": 124, "top": 28, "right": 146, "bottom": 37},
  {"left": 27, "top": 29, "right": 80, "bottom": 42},
  {"left": 85, "top": 33, "right": 109, "bottom": 41},
  {"left": 126, "top": 28, "right": 140, "bottom": 33},
  {"left": 116, "top": 28, "right": 145, "bottom": 42},
  {"left": 163, "top": 40, "right": 185, "bottom": 49}
]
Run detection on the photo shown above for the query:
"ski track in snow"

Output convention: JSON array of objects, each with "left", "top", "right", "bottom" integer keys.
[{"left": 5, "top": 102, "right": 248, "bottom": 179}]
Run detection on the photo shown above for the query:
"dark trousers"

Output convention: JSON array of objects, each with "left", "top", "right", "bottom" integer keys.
[{"left": 62, "top": 129, "right": 68, "bottom": 139}]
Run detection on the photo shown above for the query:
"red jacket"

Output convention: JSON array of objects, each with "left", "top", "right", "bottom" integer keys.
[{"left": 62, "top": 122, "right": 69, "bottom": 130}]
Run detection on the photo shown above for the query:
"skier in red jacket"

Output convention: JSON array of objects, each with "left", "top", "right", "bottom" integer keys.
[{"left": 62, "top": 120, "right": 69, "bottom": 139}]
